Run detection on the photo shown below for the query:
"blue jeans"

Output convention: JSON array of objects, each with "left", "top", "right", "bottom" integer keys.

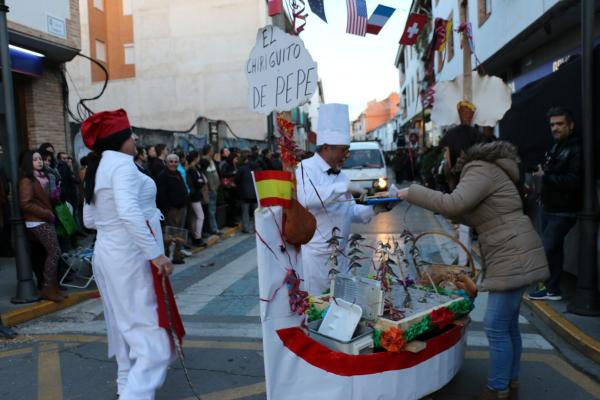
[
  {"left": 208, "top": 191, "right": 219, "bottom": 233},
  {"left": 541, "top": 210, "right": 577, "bottom": 294},
  {"left": 484, "top": 286, "right": 527, "bottom": 391},
  {"left": 241, "top": 202, "right": 257, "bottom": 232}
]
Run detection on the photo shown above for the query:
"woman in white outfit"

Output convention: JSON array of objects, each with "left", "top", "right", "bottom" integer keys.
[{"left": 82, "top": 109, "right": 175, "bottom": 400}]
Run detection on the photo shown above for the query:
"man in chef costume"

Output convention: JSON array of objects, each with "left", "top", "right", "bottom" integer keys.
[{"left": 296, "top": 103, "right": 392, "bottom": 295}]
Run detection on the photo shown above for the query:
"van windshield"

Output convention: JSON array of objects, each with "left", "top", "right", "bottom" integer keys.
[{"left": 343, "top": 149, "right": 384, "bottom": 169}]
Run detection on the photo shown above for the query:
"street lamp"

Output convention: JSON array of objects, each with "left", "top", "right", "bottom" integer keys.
[{"left": 0, "top": 0, "right": 38, "bottom": 303}]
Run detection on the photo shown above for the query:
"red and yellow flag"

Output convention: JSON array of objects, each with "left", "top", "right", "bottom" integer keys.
[{"left": 253, "top": 170, "right": 293, "bottom": 208}]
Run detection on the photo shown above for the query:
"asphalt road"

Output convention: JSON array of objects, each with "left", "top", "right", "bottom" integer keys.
[{"left": 0, "top": 203, "right": 599, "bottom": 400}]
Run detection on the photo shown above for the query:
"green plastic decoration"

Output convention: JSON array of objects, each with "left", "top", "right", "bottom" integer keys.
[
  {"left": 404, "top": 315, "right": 432, "bottom": 342},
  {"left": 373, "top": 329, "right": 382, "bottom": 349},
  {"left": 448, "top": 298, "right": 474, "bottom": 316}
]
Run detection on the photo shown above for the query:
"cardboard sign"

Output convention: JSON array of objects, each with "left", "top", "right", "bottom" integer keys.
[{"left": 246, "top": 25, "right": 318, "bottom": 114}]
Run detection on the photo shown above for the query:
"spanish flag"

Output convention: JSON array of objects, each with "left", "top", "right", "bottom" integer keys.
[{"left": 252, "top": 170, "right": 293, "bottom": 208}]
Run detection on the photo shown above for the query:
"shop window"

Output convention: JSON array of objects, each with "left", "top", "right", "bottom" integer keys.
[
  {"left": 95, "top": 40, "right": 106, "bottom": 62},
  {"left": 123, "top": 0, "right": 132, "bottom": 16},
  {"left": 124, "top": 44, "right": 135, "bottom": 64},
  {"left": 93, "top": 0, "right": 104, "bottom": 11},
  {"left": 478, "top": 0, "right": 492, "bottom": 27}
]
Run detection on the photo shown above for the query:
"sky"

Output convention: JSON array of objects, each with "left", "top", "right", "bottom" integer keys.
[{"left": 291, "top": 0, "right": 412, "bottom": 120}]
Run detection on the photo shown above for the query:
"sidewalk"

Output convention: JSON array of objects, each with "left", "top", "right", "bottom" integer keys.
[
  {"left": 0, "top": 225, "right": 241, "bottom": 328},
  {"left": 523, "top": 273, "right": 600, "bottom": 367}
]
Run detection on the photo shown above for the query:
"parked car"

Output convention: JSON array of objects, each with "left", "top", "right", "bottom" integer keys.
[{"left": 342, "top": 142, "right": 388, "bottom": 195}]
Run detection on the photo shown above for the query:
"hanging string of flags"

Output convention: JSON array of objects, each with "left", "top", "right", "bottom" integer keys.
[{"left": 269, "top": 0, "right": 397, "bottom": 37}]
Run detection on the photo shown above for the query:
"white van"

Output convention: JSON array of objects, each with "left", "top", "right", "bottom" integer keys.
[{"left": 341, "top": 142, "right": 388, "bottom": 195}]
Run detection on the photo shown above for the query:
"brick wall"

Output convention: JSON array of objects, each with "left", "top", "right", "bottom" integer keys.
[{"left": 24, "top": 67, "right": 67, "bottom": 152}]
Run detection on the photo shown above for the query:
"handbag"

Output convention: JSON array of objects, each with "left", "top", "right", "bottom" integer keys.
[{"left": 54, "top": 202, "right": 77, "bottom": 237}]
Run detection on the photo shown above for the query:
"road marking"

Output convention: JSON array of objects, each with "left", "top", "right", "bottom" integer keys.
[
  {"left": 0, "top": 347, "right": 33, "bottom": 358},
  {"left": 185, "top": 382, "right": 266, "bottom": 400},
  {"left": 175, "top": 248, "right": 258, "bottom": 315},
  {"left": 466, "top": 350, "right": 600, "bottom": 398},
  {"left": 246, "top": 302, "right": 261, "bottom": 317},
  {"left": 37, "top": 343, "right": 62, "bottom": 400},
  {"left": 184, "top": 340, "right": 262, "bottom": 351},
  {"left": 467, "top": 330, "right": 553, "bottom": 350}
]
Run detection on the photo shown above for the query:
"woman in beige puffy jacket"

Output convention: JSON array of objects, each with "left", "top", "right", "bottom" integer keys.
[{"left": 398, "top": 125, "right": 549, "bottom": 400}]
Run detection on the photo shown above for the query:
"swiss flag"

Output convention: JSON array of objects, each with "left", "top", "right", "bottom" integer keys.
[
  {"left": 268, "top": 0, "right": 283, "bottom": 16},
  {"left": 399, "top": 13, "right": 428, "bottom": 45}
]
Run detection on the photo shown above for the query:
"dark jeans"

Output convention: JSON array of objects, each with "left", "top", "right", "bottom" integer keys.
[{"left": 541, "top": 210, "right": 577, "bottom": 294}]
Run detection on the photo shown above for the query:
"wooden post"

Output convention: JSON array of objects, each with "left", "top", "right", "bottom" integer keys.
[{"left": 459, "top": 0, "right": 472, "bottom": 102}]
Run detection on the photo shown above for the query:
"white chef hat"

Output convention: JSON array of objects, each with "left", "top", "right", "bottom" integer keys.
[{"left": 316, "top": 103, "right": 350, "bottom": 146}]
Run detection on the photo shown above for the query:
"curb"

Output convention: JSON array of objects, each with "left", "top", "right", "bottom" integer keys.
[
  {"left": 191, "top": 225, "right": 241, "bottom": 254},
  {"left": 524, "top": 297, "right": 600, "bottom": 364},
  {"left": 1, "top": 225, "right": 242, "bottom": 327},
  {"left": 1, "top": 290, "right": 99, "bottom": 327}
]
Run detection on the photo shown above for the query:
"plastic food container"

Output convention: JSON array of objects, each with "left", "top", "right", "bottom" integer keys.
[{"left": 308, "top": 319, "right": 374, "bottom": 355}]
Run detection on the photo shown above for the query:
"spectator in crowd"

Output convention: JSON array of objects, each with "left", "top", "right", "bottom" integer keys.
[
  {"left": 135, "top": 146, "right": 151, "bottom": 176},
  {"left": 528, "top": 107, "right": 582, "bottom": 301},
  {"left": 175, "top": 150, "right": 190, "bottom": 194},
  {"left": 393, "top": 149, "right": 406, "bottom": 184},
  {"left": 56, "top": 152, "right": 78, "bottom": 212},
  {"left": 219, "top": 147, "right": 230, "bottom": 174},
  {"left": 235, "top": 150, "right": 258, "bottom": 233},
  {"left": 148, "top": 143, "right": 167, "bottom": 180},
  {"left": 186, "top": 151, "right": 207, "bottom": 247},
  {"left": 146, "top": 145, "right": 157, "bottom": 169},
  {"left": 156, "top": 154, "right": 188, "bottom": 264},
  {"left": 202, "top": 144, "right": 222, "bottom": 235},
  {"left": 259, "top": 148, "right": 274, "bottom": 170},
  {"left": 40, "top": 150, "right": 61, "bottom": 202},
  {"left": 18, "top": 150, "right": 66, "bottom": 302},
  {"left": 221, "top": 152, "right": 239, "bottom": 228},
  {"left": 271, "top": 152, "right": 283, "bottom": 170}
]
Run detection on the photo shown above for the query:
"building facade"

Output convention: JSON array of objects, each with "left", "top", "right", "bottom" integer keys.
[
  {"left": 4, "top": 0, "right": 81, "bottom": 153},
  {"left": 67, "top": 0, "right": 272, "bottom": 145}
]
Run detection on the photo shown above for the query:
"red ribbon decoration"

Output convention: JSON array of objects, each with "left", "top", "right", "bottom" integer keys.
[{"left": 430, "top": 306, "right": 455, "bottom": 329}]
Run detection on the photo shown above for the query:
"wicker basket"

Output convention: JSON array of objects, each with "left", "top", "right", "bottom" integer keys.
[{"left": 411, "top": 231, "right": 478, "bottom": 280}]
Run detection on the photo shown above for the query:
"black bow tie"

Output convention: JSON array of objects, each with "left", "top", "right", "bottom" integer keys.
[{"left": 326, "top": 168, "right": 340, "bottom": 176}]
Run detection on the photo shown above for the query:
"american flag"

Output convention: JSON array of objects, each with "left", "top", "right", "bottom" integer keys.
[{"left": 346, "top": 0, "right": 368, "bottom": 36}]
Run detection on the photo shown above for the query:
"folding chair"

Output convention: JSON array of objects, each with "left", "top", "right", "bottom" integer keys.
[{"left": 59, "top": 246, "right": 95, "bottom": 289}]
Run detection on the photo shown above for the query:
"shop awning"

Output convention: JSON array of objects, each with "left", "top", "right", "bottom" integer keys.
[{"left": 9, "top": 45, "right": 44, "bottom": 77}]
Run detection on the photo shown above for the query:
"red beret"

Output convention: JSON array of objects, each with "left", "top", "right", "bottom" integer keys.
[{"left": 81, "top": 109, "right": 131, "bottom": 149}]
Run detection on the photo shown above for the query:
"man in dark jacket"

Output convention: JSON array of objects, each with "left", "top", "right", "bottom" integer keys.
[
  {"left": 157, "top": 154, "right": 188, "bottom": 264},
  {"left": 528, "top": 107, "right": 581, "bottom": 301},
  {"left": 235, "top": 150, "right": 258, "bottom": 233}
]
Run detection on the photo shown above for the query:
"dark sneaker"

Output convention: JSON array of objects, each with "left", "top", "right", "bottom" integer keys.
[
  {"left": 527, "top": 289, "right": 562, "bottom": 301},
  {"left": 527, "top": 288, "right": 548, "bottom": 300},
  {"left": 172, "top": 259, "right": 185, "bottom": 265}
]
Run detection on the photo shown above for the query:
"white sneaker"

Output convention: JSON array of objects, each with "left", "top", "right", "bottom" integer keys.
[{"left": 180, "top": 249, "right": 192, "bottom": 257}]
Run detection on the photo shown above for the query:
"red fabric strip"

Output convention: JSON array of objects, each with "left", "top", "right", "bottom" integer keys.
[
  {"left": 151, "top": 263, "right": 186, "bottom": 346},
  {"left": 254, "top": 170, "right": 292, "bottom": 182},
  {"left": 260, "top": 197, "right": 292, "bottom": 208},
  {"left": 276, "top": 324, "right": 465, "bottom": 376}
]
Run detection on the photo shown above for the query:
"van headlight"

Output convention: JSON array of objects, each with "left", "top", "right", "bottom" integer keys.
[{"left": 374, "top": 177, "right": 388, "bottom": 190}]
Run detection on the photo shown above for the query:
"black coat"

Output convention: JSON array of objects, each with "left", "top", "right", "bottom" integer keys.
[
  {"left": 235, "top": 161, "right": 258, "bottom": 202},
  {"left": 148, "top": 157, "right": 165, "bottom": 180},
  {"left": 540, "top": 135, "right": 582, "bottom": 212},
  {"left": 187, "top": 166, "right": 208, "bottom": 203},
  {"left": 156, "top": 169, "right": 188, "bottom": 212},
  {"left": 57, "top": 160, "right": 78, "bottom": 206}
]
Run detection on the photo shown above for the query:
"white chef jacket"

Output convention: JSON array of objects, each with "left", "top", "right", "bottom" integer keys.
[
  {"left": 84, "top": 150, "right": 173, "bottom": 400},
  {"left": 295, "top": 153, "right": 375, "bottom": 295}
]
